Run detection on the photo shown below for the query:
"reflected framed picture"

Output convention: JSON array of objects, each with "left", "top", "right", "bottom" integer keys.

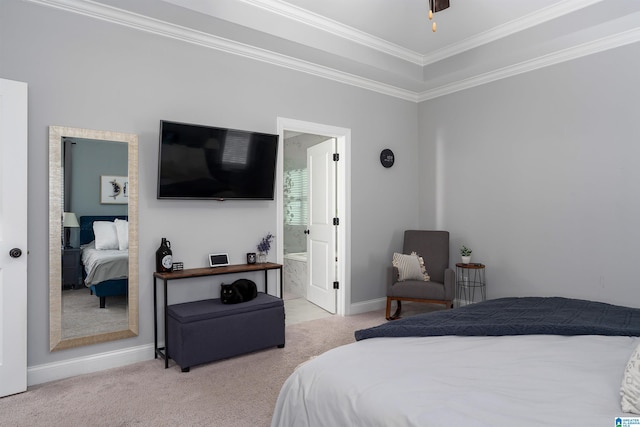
[{"left": 100, "top": 175, "right": 128, "bottom": 204}]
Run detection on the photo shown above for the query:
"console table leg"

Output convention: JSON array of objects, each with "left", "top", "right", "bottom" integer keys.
[
  {"left": 164, "top": 278, "right": 169, "bottom": 369},
  {"left": 153, "top": 277, "right": 157, "bottom": 359}
]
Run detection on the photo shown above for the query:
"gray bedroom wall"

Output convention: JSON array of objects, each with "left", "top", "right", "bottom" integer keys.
[
  {"left": 418, "top": 43, "right": 640, "bottom": 308},
  {"left": 0, "top": 0, "right": 420, "bottom": 368}
]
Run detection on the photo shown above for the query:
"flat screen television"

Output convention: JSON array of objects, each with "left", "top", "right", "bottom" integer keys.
[{"left": 157, "top": 120, "right": 279, "bottom": 200}]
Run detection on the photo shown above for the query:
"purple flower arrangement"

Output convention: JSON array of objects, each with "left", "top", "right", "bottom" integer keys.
[{"left": 257, "top": 233, "right": 274, "bottom": 254}]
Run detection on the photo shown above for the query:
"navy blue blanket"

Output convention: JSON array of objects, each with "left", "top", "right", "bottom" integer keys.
[{"left": 355, "top": 297, "right": 640, "bottom": 341}]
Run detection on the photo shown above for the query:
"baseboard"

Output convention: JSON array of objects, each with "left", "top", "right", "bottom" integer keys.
[
  {"left": 27, "top": 343, "right": 155, "bottom": 386},
  {"left": 28, "top": 299, "right": 388, "bottom": 385},
  {"left": 348, "top": 297, "right": 386, "bottom": 315}
]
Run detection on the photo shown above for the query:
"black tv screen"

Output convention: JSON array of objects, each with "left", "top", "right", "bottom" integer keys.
[{"left": 157, "top": 120, "right": 279, "bottom": 200}]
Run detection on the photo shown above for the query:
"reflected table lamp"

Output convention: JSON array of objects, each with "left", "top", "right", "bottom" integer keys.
[{"left": 63, "top": 212, "right": 79, "bottom": 248}]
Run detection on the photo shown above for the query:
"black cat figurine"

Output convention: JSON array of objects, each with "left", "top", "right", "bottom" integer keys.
[{"left": 220, "top": 279, "right": 258, "bottom": 304}]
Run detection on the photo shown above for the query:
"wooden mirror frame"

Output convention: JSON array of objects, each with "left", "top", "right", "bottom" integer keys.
[{"left": 49, "top": 126, "right": 139, "bottom": 351}]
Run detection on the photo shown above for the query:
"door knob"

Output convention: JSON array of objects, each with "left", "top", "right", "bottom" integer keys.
[
  {"left": 9, "top": 248, "right": 22, "bottom": 258},
  {"left": 304, "top": 230, "right": 310, "bottom": 235}
]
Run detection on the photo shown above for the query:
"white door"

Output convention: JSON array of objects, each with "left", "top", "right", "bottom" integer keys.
[
  {"left": 0, "top": 78, "right": 28, "bottom": 397},
  {"left": 306, "top": 139, "right": 337, "bottom": 313}
]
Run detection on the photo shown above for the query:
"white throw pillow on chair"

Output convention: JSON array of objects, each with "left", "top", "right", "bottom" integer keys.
[{"left": 392, "top": 252, "right": 430, "bottom": 282}]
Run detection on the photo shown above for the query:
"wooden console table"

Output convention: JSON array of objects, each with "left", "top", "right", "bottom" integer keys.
[{"left": 153, "top": 262, "right": 283, "bottom": 368}]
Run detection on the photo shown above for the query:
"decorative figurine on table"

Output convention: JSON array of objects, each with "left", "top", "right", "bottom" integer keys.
[{"left": 155, "top": 238, "right": 173, "bottom": 272}]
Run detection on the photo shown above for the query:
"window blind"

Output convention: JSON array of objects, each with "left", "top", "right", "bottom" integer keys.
[{"left": 284, "top": 168, "right": 308, "bottom": 226}]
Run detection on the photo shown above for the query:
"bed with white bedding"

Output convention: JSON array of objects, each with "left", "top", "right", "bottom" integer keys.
[
  {"left": 79, "top": 215, "right": 129, "bottom": 308},
  {"left": 271, "top": 297, "right": 640, "bottom": 426},
  {"left": 81, "top": 241, "right": 128, "bottom": 286}
]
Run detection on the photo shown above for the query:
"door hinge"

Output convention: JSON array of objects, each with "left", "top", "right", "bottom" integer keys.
[
  {"left": 333, "top": 217, "right": 339, "bottom": 226},
  {"left": 333, "top": 153, "right": 339, "bottom": 161},
  {"left": 333, "top": 281, "right": 339, "bottom": 289}
]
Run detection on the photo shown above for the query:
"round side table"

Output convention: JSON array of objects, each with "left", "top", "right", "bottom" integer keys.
[{"left": 455, "top": 263, "right": 486, "bottom": 308}]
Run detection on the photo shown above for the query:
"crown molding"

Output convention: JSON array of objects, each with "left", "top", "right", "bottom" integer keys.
[
  {"left": 238, "top": 0, "right": 605, "bottom": 67},
  {"left": 421, "top": 0, "right": 604, "bottom": 65},
  {"left": 25, "top": 0, "right": 639, "bottom": 104},
  {"left": 238, "top": 0, "right": 424, "bottom": 65},
  {"left": 27, "top": 0, "right": 419, "bottom": 101},
  {"left": 418, "top": 26, "right": 640, "bottom": 101}
]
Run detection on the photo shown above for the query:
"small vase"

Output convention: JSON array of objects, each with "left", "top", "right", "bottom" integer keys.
[
  {"left": 257, "top": 252, "right": 267, "bottom": 263},
  {"left": 461, "top": 256, "right": 471, "bottom": 264}
]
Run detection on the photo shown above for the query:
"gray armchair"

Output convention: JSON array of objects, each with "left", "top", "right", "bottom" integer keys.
[{"left": 386, "top": 230, "right": 455, "bottom": 320}]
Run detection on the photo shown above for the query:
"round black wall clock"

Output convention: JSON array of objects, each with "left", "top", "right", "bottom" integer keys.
[{"left": 380, "top": 149, "right": 395, "bottom": 168}]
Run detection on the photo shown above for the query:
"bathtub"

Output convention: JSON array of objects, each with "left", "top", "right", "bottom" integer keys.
[
  {"left": 284, "top": 252, "right": 307, "bottom": 262},
  {"left": 283, "top": 252, "right": 307, "bottom": 299}
]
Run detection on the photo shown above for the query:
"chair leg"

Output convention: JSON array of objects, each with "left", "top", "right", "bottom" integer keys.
[
  {"left": 388, "top": 300, "right": 402, "bottom": 320},
  {"left": 385, "top": 298, "right": 392, "bottom": 320}
]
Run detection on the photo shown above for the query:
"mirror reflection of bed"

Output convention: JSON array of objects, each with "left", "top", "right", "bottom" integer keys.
[
  {"left": 49, "top": 126, "right": 138, "bottom": 351},
  {"left": 61, "top": 215, "right": 130, "bottom": 340},
  {"left": 79, "top": 216, "right": 129, "bottom": 308}
]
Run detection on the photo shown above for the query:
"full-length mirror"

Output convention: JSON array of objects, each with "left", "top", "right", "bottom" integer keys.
[{"left": 49, "top": 126, "right": 139, "bottom": 351}]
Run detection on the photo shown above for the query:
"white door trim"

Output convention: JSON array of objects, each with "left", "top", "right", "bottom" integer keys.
[
  {"left": 276, "top": 117, "right": 351, "bottom": 316},
  {"left": 0, "top": 78, "right": 28, "bottom": 397}
]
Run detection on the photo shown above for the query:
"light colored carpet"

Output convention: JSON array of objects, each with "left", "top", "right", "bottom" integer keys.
[
  {"left": 0, "top": 303, "right": 441, "bottom": 426},
  {"left": 61, "top": 288, "right": 128, "bottom": 339},
  {"left": 284, "top": 297, "right": 332, "bottom": 325}
]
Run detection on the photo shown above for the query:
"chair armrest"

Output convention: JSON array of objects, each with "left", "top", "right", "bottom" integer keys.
[
  {"left": 387, "top": 266, "right": 399, "bottom": 292},
  {"left": 444, "top": 268, "right": 455, "bottom": 301}
]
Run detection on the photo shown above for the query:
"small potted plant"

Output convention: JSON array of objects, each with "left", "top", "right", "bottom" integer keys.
[
  {"left": 460, "top": 245, "right": 472, "bottom": 264},
  {"left": 257, "top": 232, "right": 274, "bottom": 263}
]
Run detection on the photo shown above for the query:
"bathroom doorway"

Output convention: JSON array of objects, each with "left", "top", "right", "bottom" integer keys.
[{"left": 276, "top": 118, "right": 350, "bottom": 319}]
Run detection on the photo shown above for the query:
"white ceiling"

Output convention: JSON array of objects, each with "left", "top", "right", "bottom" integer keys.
[{"left": 31, "top": 0, "right": 640, "bottom": 100}]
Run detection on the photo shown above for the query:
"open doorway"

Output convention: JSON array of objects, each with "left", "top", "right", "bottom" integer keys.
[{"left": 276, "top": 118, "right": 350, "bottom": 321}]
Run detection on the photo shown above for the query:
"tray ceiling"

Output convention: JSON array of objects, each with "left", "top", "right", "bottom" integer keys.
[{"left": 28, "top": 0, "right": 640, "bottom": 101}]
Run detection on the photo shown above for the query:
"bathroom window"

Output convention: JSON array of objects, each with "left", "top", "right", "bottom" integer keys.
[{"left": 284, "top": 168, "right": 308, "bottom": 226}]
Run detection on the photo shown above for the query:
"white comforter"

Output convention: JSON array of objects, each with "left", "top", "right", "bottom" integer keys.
[
  {"left": 81, "top": 241, "right": 128, "bottom": 286},
  {"left": 272, "top": 335, "right": 639, "bottom": 427}
]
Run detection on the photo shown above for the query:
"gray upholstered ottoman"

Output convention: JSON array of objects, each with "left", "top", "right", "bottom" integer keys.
[{"left": 167, "top": 292, "right": 285, "bottom": 372}]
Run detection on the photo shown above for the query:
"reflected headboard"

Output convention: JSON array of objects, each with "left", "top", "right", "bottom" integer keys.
[{"left": 79, "top": 215, "right": 127, "bottom": 245}]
